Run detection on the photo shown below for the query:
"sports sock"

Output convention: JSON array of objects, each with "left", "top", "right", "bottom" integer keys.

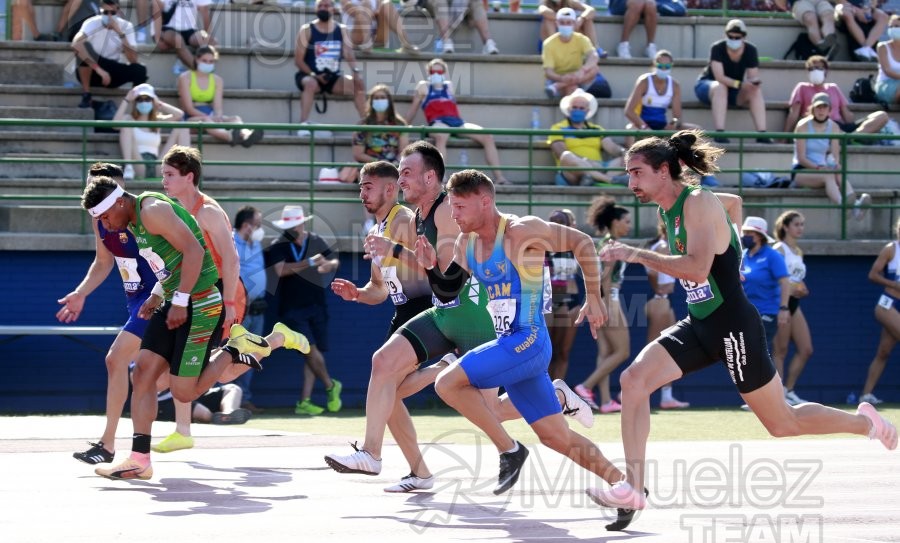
[
  {"left": 503, "top": 442, "right": 519, "bottom": 455},
  {"left": 132, "top": 433, "right": 152, "bottom": 454},
  {"left": 660, "top": 386, "right": 673, "bottom": 402}
]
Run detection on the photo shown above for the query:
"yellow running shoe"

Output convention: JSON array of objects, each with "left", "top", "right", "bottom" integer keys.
[
  {"left": 274, "top": 322, "right": 310, "bottom": 354},
  {"left": 326, "top": 379, "right": 342, "bottom": 412},
  {"left": 295, "top": 399, "right": 324, "bottom": 415},
  {"left": 95, "top": 457, "right": 153, "bottom": 480},
  {"left": 226, "top": 323, "right": 272, "bottom": 358},
  {"left": 151, "top": 431, "right": 195, "bottom": 453}
]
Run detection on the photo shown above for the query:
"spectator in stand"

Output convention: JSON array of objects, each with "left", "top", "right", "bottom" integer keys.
[
  {"left": 152, "top": 0, "right": 216, "bottom": 74},
  {"left": 10, "top": 0, "right": 52, "bottom": 41},
  {"left": 56, "top": 0, "right": 98, "bottom": 41},
  {"left": 113, "top": 83, "right": 190, "bottom": 180},
  {"left": 609, "top": 0, "right": 658, "bottom": 59},
  {"left": 836, "top": 0, "right": 889, "bottom": 61},
  {"left": 546, "top": 209, "right": 582, "bottom": 381},
  {"left": 266, "top": 205, "right": 344, "bottom": 416},
  {"left": 739, "top": 216, "right": 790, "bottom": 360},
  {"left": 71, "top": 0, "right": 148, "bottom": 109},
  {"left": 784, "top": 55, "right": 888, "bottom": 140},
  {"left": 424, "top": 0, "right": 500, "bottom": 54},
  {"left": 623, "top": 50, "right": 701, "bottom": 147},
  {"left": 294, "top": 0, "right": 367, "bottom": 138},
  {"left": 771, "top": 210, "right": 814, "bottom": 407},
  {"left": 858, "top": 217, "right": 900, "bottom": 405},
  {"left": 875, "top": 14, "right": 900, "bottom": 104},
  {"left": 232, "top": 206, "right": 267, "bottom": 414},
  {"left": 340, "top": 0, "right": 418, "bottom": 52},
  {"left": 538, "top": 0, "right": 597, "bottom": 47},
  {"left": 339, "top": 84, "right": 409, "bottom": 183},
  {"left": 542, "top": 8, "right": 600, "bottom": 99},
  {"left": 774, "top": 0, "right": 838, "bottom": 57},
  {"left": 548, "top": 89, "right": 627, "bottom": 186},
  {"left": 695, "top": 19, "right": 772, "bottom": 144},
  {"left": 177, "top": 45, "right": 264, "bottom": 148},
  {"left": 791, "top": 93, "right": 871, "bottom": 221},
  {"left": 406, "top": 58, "right": 509, "bottom": 184}
]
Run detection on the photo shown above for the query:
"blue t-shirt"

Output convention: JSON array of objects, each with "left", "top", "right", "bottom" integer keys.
[
  {"left": 233, "top": 232, "right": 266, "bottom": 301},
  {"left": 740, "top": 245, "right": 789, "bottom": 316}
]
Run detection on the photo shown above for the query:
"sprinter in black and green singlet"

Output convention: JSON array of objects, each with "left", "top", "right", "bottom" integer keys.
[
  {"left": 81, "top": 177, "right": 270, "bottom": 481},
  {"left": 587, "top": 130, "right": 897, "bottom": 524}
]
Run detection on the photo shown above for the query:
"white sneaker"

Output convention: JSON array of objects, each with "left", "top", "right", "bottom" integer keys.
[
  {"left": 298, "top": 123, "right": 332, "bottom": 138},
  {"left": 784, "top": 389, "right": 807, "bottom": 406},
  {"left": 296, "top": 121, "right": 311, "bottom": 138},
  {"left": 617, "top": 41, "right": 632, "bottom": 59},
  {"left": 442, "top": 38, "right": 455, "bottom": 54},
  {"left": 553, "top": 379, "right": 595, "bottom": 428},
  {"left": 864, "top": 46, "right": 878, "bottom": 59},
  {"left": 645, "top": 42, "right": 657, "bottom": 58},
  {"left": 852, "top": 193, "right": 871, "bottom": 221},
  {"left": 384, "top": 472, "right": 435, "bottom": 493},
  {"left": 123, "top": 164, "right": 135, "bottom": 180},
  {"left": 483, "top": 38, "right": 499, "bottom": 55},
  {"left": 324, "top": 443, "right": 382, "bottom": 475},
  {"left": 860, "top": 393, "right": 884, "bottom": 405},
  {"left": 172, "top": 59, "right": 187, "bottom": 76}
]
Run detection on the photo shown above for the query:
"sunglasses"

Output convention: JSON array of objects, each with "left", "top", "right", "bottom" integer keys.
[
  {"left": 807, "top": 66, "right": 825, "bottom": 71},
  {"left": 726, "top": 34, "right": 744, "bottom": 40},
  {"left": 429, "top": 69, "right": 445, "bottom": 75},
  {"left": 100, "top": 9, "right": 117, "bottom": 15},
  {"left": 656, "top": 63, "right": 673, "bottom": 70},
  {"left": 135, "top": 96, "right": 153, "bottom": 102}
]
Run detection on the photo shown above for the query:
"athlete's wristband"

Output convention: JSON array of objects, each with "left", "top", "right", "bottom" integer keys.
[
  {"left": 172, "top": 291, "right": 190, "bottom": 307},
  {"left": 392, "top": 243, "right": 403, "bottom": 259}
]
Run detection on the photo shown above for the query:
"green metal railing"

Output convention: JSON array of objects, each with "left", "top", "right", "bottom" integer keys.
[{"left": 1, "top": 117, "right": 897, "bottom": 239}]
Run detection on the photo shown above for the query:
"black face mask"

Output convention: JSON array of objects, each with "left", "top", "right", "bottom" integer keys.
[
  {"left": 317, "top": 9, "right": 331, "bottom": 22},
  {"left": 741, "top": 234, "right": 756, "bottom": 250}
]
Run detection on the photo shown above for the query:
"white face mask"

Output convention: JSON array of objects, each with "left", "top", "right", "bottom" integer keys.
[
  {"left": 250, "top": 227, "right": 264, "bottom": 243},
  {"left": 429, "top": 73, "right": 444, "bottom": 86},
  {"left": 808, "top": 69, "right": 825, "bottom": 85},
  {"left": 655, "top": 68, "right": 671, "bottom": 78},
  {"left": 101, "top": 14, "right": 110, "bottom": 26},
  {"left": 889, "top": 27, "right": 900, "bottom": 40},
  {"left": 197, "top": 62, "right": 215, "bottom": 74},
  {"left": 558, "top": 25, "right": 574, "bottom": 38},
  {"left": 372, "top": 98, "right": 389, "bottom": 113},
  {"left": 726, "top": 38, "right": 743, "bottom": 50}
]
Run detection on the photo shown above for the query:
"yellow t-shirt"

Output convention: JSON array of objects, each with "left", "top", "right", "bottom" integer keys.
[
  {"left": 547, "top": 119, "right": 603, "bottom": 164},
  {"left": 541, "top": 33, "right": 595, "bottom": 75}
]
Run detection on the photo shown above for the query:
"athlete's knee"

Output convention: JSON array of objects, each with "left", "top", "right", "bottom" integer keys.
[
  {"left": 537, "top": 428, "right": 571, "bottom": 453},
  {"left": 619, "top": 364, "right": 648, "bottom": 396},
  {"left": 371, "top": 345, "right": 407, "bottom": 380},
  {"left": 797, "top": 344, "right": 813, "bottom": 359},
  {"left": 433, "top": 368, "right": 464, "bottom": 401}
]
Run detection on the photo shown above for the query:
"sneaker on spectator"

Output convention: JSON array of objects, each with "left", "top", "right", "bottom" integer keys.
[
  {"left": 73, "top": 441, "right": 114, "bottom": 465},
  {"left": 78, "top": 92, "right": 92, "bottom": 109},
  {"left": 574, "top": 384, "right": 600, "bottom": 410},
  {"left": 295, "top": 398, "right": 325, "bottom": 415},
  {"left": 325, "top": 442, "right": 382, "bottom": 475},
  {"left": 326, "top": 379, "right": 343, "bottom": 413},
  {"left": 660, "top": 398, "right": 690, "bottom": 409},
  {"left": 123, "top": 164, "right": 135, "bottom": 180},
  {"left": 784, "top": 389, "right": 807, "bottom": 406},
  {"left": 173, "top": 59, "right": 187, "bottom": 76},
  {"left": 296, "top": 121, "right": 312, "bottom": 138},
  {"left": 600, "top": 399, "right": 622, "bottom": 414},
  {"left": 151, "top": 431, "right": 194, "bottom": 453},
  {"left": 852, "top": 193, "right": 871, "bottom": 221},
  {"left": 854, "top": 45, "right": 877, "bottom": 61},
  {"left": 860, "top": 392, "right": 884, "bottom": 405},
  {"left": 296, "top": 123, "right": 332, "bottom": 138},
  {"left": 645, "top": 42, "right": 657, "bottom": 58},
  {"left": 95, "top": 456, "right": 152, "bottom": 480},
  {"left": 442, "top": 38, "right": 455, "bottom": 54},
  {"left": 545, "top": 82, "right": 560, "bottom": 99},
  {"left": 483, "top": 38, "right": 500, "bottom": 55},
  {"left": 617, "top": 41, "right": 632, "bottom": 58},
  {"left": 384, "top": 472, "right": 435, "bottom": 493}
]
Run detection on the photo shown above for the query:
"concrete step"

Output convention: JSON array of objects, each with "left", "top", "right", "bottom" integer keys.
[
  {"left": 0, "top": 60, "right": 63, "bottom": 86},
  {"left": 0, "top": 204, "right": 86, "bottom": 233},
  {"left": 0, "top": 106, "right": 94, "bottom": 132}
]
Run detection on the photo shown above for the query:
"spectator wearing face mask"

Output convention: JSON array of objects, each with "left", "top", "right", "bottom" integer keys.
[
  {"left": 773, "top": 0, "right": 837, "bottom": 57},
  {"left": 783, "top": 54, "right": 887, "bottom": 139},
  {"left": 339, "top": 84, "right": 409, "bottom": 184},
  {"left": 875, "top": 14, "right": 900, "bottom": 105},
  {"left": 176, "top": 45, "right": 264, "bottom": 148},
  {"left": 609, "top": 0, "right": 658, "bottom": 59},
  {"left": 542, "top": 8, "right": 601, "bottom": 99},
  {"left": 113, "top": 83, "right": 189, "bottom": 180},
  {"left": 232, "top": 206, "right": 267, "bottom": 414},
  {"left": 695, "top": 19, "right": 771, "bottom": 144},
  {"left": 739, "top": 217, "right": 791, "bottom": 358},
  {"left": 537, "top": 0, "right": 597, "bottom": 47},
  {"left": 835, "top": 0, "right": 889, "bottom": 61}
]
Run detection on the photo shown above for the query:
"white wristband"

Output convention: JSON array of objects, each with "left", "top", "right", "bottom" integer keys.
[
  {"left": 151, "top": 282, "right": 164, "bottom": 298},
  {"left": 171, "top": 291, "right": 190, "bottom": 307}
]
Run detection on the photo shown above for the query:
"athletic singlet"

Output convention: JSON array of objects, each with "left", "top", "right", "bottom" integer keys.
[
  {"left": 133, "top": 127, "right": 161, "bottom": 156},
  {"left": 189, "top": 192, "right": 232, "bottom": 274},
  {"left": 376, "top": 203, "right": 431, "bottom": 305},
  {"left": 422, "top": 83, "right": 461, "bottom": 124},
  {"left": 648, "top": 238, "right": 676, "bottom": 286},
  {"left": 465, "top": 216, "right": 544, "bottom": 338},
  {"left": 886, "top": 240, "right": 900, "bottom": 282},
  {"left": 774, "top": 241, "right": 807, "bottom": 283},
  {"left": 877, "top": 44, "right": 900, "bottom": 84},
  {"left": 98, "top": 221, "right": 158, "bottom": 297},
  {"left": 547, "top": 251, "right": 578, "bottom": 288},
  {"left": 792, "top": 119, "right": 833, "bottom": 168},
  {"left": 132, "top": 192, "right": 218, "bottom": 298},
  {"left": 639, "top": 73, "right": 672, "bottom": 127},
  {"left": 189, "top": 71, "right": 215, "bottom": 104},
  {"left": 599, "top": 233, "right": 627, "bottom": 301},
  {"left": 661, "top": 185, "right": 743, "bottom": 319},
  {"left": 303, "top": 23, "right": 343, "bottom": 75}
]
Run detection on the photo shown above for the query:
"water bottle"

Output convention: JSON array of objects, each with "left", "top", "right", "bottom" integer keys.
[
  {"left": 531, "top": 107, "right": 540, "bottom": 130},
  {"left": 459, "top": 149, "right": 468, "bottom": 168},
  {"left": 846, "top": 392, "right": 858, "bottom": 405}
]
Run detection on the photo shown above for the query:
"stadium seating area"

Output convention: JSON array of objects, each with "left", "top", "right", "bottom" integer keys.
[{"left": 1, "top": 0, "right": 899, "bottom": 247}]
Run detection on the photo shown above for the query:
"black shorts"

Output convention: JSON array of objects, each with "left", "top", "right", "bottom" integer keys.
[
  {"left": 386, "top": 295, "right": 434, "bottom": 341},
  {"left": 788, "top": 295, "right": 800, "bottom": 315},
  {"left": 163, "top": 27, "right": 199, "bottom": 46},
  {"left": 656, "top": 293, "right": 777, "bottom": 394},
  {"left": 295, "top": 70, "right": 340, "bottom": 94}
]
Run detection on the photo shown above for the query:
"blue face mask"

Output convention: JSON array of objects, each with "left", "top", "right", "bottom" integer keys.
[
  {"left": 741, "top": 234, "right": 756, "bottom": 250},
  {"left": 101, "top": 14, "right": 110, "bottom": 26},
  {"left": 569, "top": 109, "right": 587, "bottom": 123},
  {"left": 135, "top": 101, "right": 154, "bottom": 115},
  {"left": 726, "top": 38, "right": 743, "bottom": 50},
  {"left": 372, "top": 98, "right": 390, "bottom": 113},
  {"left": 558, "top": 25, "right": 574, "bottom": 38},
  {"left": 655, "top": 68, "right": 671, "bottom": 78}
]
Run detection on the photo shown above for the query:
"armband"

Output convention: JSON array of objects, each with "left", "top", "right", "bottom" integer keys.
[{"left": 172, "top": 291, "right": 190, "bottom": 307}]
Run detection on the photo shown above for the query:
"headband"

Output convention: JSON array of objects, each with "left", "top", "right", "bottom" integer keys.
[{"left": 88, "top": 185, "right": 125, "bottom": 218}]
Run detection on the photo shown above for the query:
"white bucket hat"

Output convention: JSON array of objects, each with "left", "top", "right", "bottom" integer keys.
[
  {"left": 272, "top": 205, "right": 313, "bottom": 229},
  {"left": 741, "top": 216, "right": 775, "bottom": 244},
  {"left": 559, "top": 88, "right": 598, "bottom": 119}
]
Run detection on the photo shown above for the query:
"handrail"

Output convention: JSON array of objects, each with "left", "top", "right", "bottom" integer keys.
[{"left": 1, "top": 117, "right": 897, "bottom": 240}]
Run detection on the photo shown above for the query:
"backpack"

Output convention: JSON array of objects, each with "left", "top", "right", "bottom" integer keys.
[
  {"left": 740, "top": 171, "right": 792, "bottom": 189},
  {"left": 91, "top": 100, "right": 117, "bottom": 134},
  {"left": 850, "top": 75, "right": 877, "bottom": 103},
  {"left": 783, "top": 32, "right": 818, "bottom": 61}
]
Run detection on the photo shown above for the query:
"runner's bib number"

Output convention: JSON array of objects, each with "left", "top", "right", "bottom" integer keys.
[
  {"left": 680, "top": 278, "right": 714, "bottom": 304},
  {"left": 878, "top": 294, "right": 894, "bottom": 310},
  {"left": 487, "top": 298, "right": 516, "bottom": 337},
  {"left": 114, "top": 256, "right": 142, "bottom": 293},
  {"left": 381, "top": 265, "right": 408, "bottom": 305}
]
